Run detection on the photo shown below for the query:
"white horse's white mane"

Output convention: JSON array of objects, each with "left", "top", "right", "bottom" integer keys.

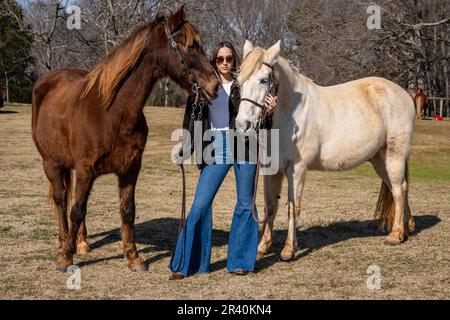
[
  {"left": 238, "top": 47, "right": 266, "bottom": 85},
  {"left": 238, "top": 47, "right": 302, "bottom": 86}
]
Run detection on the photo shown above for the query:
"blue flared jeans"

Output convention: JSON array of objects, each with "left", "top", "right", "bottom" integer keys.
[{"left": 170, "top": 131, "right": 259, "bottom": 276}]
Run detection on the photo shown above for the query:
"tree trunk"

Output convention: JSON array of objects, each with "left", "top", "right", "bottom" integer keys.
[
  {"left": 441, "top": 28, "right": 449, "bottom": 117},
  {"left": 0, "top": 57, "right": 10, "bottom": 104},
  {"left": 164, "top": 79, "right": 169, "bottom": 107},
  {"left": 5, "top": 77, "right": 9, "bottom": 104}
]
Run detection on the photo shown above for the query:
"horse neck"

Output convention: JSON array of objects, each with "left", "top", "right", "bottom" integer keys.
[
  {"left": 109, "top": 49, "right": 165, "bottom": 132},
  {"left": 273, "top": 57, "right": 314, "bottom": 125}
]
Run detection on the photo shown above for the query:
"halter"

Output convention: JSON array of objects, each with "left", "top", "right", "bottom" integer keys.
[
  {"left": 162, "top": 19, "right": 220, "bottom": 120},
  {"left": 163, "top": 19, "right": 198, "bottom": 89}
]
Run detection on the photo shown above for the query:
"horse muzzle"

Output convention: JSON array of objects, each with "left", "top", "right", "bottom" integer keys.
[{"left": 235, "top": 118, "right": 255, "bottom": 135}]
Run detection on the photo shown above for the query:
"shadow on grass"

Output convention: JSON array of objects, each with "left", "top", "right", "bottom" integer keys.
[
  {"left": 253, "top": 214, "right": 440, "bottom": 273},
  {"left": 0, "top": 110, "right": 19, "bottom": 114},
  {"left": 79, "top": 218, "right": 228, "bottom": 269},
  {"left": 79, "top": 214, "right": 440, "bottom": 272}
]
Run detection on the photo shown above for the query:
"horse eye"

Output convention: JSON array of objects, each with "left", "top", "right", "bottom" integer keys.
[
  {"left": 188, "top": 42, "right": 198, "bottom": 51},
  {"left": 261, "top": 78, "right": 269, "bottom": 85}
]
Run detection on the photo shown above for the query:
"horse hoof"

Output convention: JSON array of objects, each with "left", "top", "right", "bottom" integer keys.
[
  {"left": 408, "top": 221, "right": 416, "bottom": 234},
  {"left": 384, "top": 238, "right": 401, "bottom": 246},
  {"left": 256, "top": 251, "right": 266, "bottom": 260},
  {"left": 76, "top": 242, "right": 91, "bottom": 255},
  {"left": 280, "top": 251, "right": 295, "bottom": 262},
  {"left": 56, "top": 266, "right": 68, "bottom": 273},
  {"left": 130, "top": 264, "right": 147, "bottom": 272},
  {"left": 129, "top": 260, "right": 147, "bottom": 272},
  {"left": 55, "top": 255, "right": 72, "bottom": 273}
]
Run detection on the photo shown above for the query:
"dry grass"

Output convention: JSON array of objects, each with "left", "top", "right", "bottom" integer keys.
[{"left": 0, "top": 105, "right": 449, "bottom": 300}]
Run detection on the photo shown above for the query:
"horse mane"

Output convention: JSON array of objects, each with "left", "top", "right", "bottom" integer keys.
[
  {"left": 238, "top": 48, "right": 306, "bottom": 84},
  {"left": 81, "top": 18, "right": 200, "bottom": 108},
  {"left": 238, "top": 47, "right": 266, "bottom": 86},
  {"left": 182, "top": 22, "right": 202, "bottom": 47},
  {"left": 238, "top": 46, "right": 317, "bottom": 90},
  {"left": 81, "top": 23, "right": 154, "bottom": 107}
]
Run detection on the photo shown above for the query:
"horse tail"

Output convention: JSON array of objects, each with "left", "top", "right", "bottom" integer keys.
[
  {"left": 31, "top": 78, "right": 50, "bottom": 135},
  {"left": 404, "top": 162, "right": 415, "bottom": 234},
  {"left": 31, "top": 82, "right": 43, "bottom": 132},
  {"left": 374, "top": 161, "right": 413, "bottom": 234},
  {"left": 374, "top": 178, "right": 395, "bottom": 233}
]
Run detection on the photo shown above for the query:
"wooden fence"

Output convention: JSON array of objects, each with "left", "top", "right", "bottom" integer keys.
[{"left": 427, "top": 97, "right": 450, "bottom": 118}]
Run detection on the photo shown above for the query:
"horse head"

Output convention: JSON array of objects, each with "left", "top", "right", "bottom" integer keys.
[
  {"left": 156, "top": 5, "right": 220, "bottom": 101},
  {"left": 236, "top": 40, "right": 281, "bottom": 134}
]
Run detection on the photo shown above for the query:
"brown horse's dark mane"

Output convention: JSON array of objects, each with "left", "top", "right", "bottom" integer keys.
[{"left": 81, "top": 17, "right": 201, "bottom": 108}]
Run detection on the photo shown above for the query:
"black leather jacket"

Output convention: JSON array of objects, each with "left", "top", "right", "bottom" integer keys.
[{"left": 181, "top": 82, "right": 271, "bottom": 170}]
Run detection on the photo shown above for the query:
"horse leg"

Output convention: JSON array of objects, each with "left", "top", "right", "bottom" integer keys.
[
  {"left": 118, "top": 161, "right": 146, "bottom": 272},
  {"left": 76, "top": 219, "right": 91, "bottom": 254},
  {"left": 280, "top": 163, "right": 306, "bottom": 262},
  {"left": 56, "top": 170, "right": 94, "bottom": 272},
  {"left": 371, "top": 151, "right": 414, "bottom": 237},
  {"left": 60, "top": 170, "right": 91, "bottom": 254},
  {"left": 43, "top": 161, "right": 69, "bottom": 252},
  {"left": 415, "top": 104, "right": 421, "bottom": 120},
  {"left": 383, "top": 150, "right": 409, "bottom": 246},
  {"left": 257, "top": 172, "right": 283, "bottom": 260}
]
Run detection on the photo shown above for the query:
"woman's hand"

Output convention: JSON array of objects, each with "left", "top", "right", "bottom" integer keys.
[{"left": 264, "top": 94, "right": 278, "bottom": 116}]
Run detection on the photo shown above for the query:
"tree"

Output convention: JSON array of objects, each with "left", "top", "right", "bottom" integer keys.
[
  {"left": 0, "top": 0, "right": 35, "bottom": 103},
  {"left": 288, "top": 0, "right": 450, "bottom": 114}
]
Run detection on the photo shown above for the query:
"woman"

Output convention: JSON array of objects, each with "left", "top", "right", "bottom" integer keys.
[{"left": 170, "top": 41, "right": 277, "bottom": 280}]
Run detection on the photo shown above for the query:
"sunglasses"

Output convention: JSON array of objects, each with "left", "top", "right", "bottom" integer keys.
[{"left": 216, "top": 55, "right": 234, "bottom": 65}]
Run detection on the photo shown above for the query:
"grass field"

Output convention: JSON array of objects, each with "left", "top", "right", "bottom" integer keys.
[{"left": 0, "top": 104, "right": 449, "bottom": 299}]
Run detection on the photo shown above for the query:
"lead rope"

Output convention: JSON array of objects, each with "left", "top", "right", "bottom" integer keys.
[
  {"left": 250, "top": 107, "right": 270, "bottom": 225},
  {"left": 170, "top": 85, "right": 203, "bottom": 273},
  {"left": 246, "top": 63, "right": 277, "bottom": 225},
  {"left": 170, "top": 163, "right": 187, "bottom": 273}
]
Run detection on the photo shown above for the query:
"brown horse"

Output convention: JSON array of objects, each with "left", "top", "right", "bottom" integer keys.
[
  {"left": 31, "top": 6, "right": 219, "bottom": 272},
  {"left": 414, "top": 88, "right": 427, "bottom": 120}
]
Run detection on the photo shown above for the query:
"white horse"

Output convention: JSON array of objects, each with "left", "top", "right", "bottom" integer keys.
[{"left": 236, "top": 40, "right": 416, "bottom": 261}]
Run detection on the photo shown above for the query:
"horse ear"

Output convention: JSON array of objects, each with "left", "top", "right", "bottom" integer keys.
[
  {"left": 266, "top": 40, "right": 281, "bottom": 64},
  {"left": 168, "top": 5, "right": 185, "bottom": 32},
  {"left": 243, "top": 40, "right": 254, "bottom": 60}
]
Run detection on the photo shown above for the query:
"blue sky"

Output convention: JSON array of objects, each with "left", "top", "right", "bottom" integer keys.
[{"left": 16, "top": 0, "right": 76, "bottom": 8}]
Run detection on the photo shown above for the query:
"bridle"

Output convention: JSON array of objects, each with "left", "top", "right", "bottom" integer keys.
[
  {"left": 240, "top": 62, "right": 278, "bottom": 129},
  {"left": 162, "top": 19, "right": 220, "bottom": 120},
  {"left": 239, "top": 62, "right": 279, "bottom": 225},
  {"left": 163, "top": 19, "right": 199, "bottom": 94}
]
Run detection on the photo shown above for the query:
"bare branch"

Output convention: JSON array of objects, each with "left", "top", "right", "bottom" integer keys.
[{"left": 402, "top": 18, "right": 449, "bottom": 30}]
